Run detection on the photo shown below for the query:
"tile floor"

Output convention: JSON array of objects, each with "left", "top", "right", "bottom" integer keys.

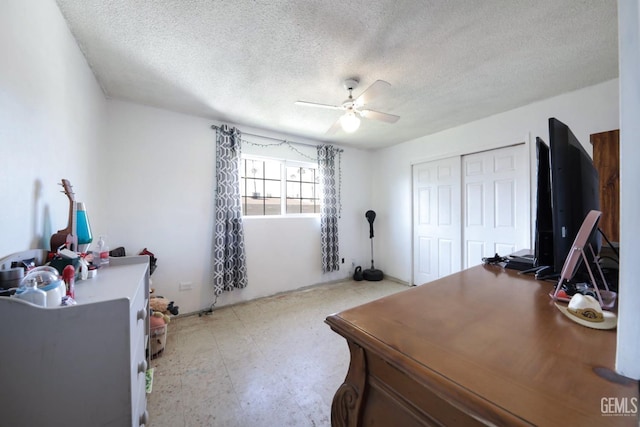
[{"left": 147, "top": 279, "right": 408, "bottom": 426}]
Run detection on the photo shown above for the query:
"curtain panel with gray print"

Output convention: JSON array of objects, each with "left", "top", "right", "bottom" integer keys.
[
  {"left": 213, "top": 125, "right": 248, "bottom": 295},
  {"left": 318, "top": 145, "right": 340, "bottom": 272}
]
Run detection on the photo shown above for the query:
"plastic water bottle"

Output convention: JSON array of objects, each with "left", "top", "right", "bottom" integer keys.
[{"left": 96, "top": 236, "right": 110, "bottom": 267}]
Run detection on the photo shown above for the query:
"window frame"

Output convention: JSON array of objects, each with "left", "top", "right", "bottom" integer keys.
[{"left": 239, "top": 155, "right": 320, "bottom": 217}]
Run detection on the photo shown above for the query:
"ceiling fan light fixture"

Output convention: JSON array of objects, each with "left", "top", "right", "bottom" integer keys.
[
  {"left": 340, "top": 111, "right": 361, "bottom": 133},
  {"left": 295, "top": 79, "right": 398, "bottom": 135}
]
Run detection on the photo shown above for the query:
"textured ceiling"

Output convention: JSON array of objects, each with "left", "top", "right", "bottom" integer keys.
[{"left": 55, "top": 0, "right": 618, "bottom": 150}]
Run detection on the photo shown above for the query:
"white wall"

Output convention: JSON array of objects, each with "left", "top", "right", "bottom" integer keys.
[
  {"left": 0, "top": 0, "right": 106, "bottom": 257},
  {"left": 371, "top": 79, "right": 619, "bottom": 283},
  {"left": 0, "top": 0, "right": 373, "bottom": 315},
  {"left": 616, "top": 0, "right": 640, "bottom": 380},
  {"left": 105, "top": 100, "right": 373, "bottom": 313}
]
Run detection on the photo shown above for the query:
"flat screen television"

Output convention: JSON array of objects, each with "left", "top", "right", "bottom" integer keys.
[
  {"left": 534, "top": 137, "right": 553, "bottom": 268},
  {"left": 534, "top": 118, "right": 600, "bottom": 277}
]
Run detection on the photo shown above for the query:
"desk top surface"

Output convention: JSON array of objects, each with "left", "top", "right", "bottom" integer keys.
[{"left": 326, "top": 265, "right": 639, "bottom": 426}]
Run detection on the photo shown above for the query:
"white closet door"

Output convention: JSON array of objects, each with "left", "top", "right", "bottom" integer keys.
[
  {"left": 412, "top": 157, "right": 462, "bottom": 285},
  {"left": 463, "top": 144, "right": 530, "bottom": 268}
]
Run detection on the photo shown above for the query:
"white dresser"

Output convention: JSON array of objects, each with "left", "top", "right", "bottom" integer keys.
[{"left": 0, "top": 255, "right": 150, "bottom": 427}]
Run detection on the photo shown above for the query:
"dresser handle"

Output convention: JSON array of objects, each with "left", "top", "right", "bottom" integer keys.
[
  {"left": 137, "top": 308, "right": 146, "bottom": 321},
  {"left": 138, "top": 360, "right": 148, "bottom": 374},
  {"left": 139, "top": 410, "right": 149, "bottom": 426}
]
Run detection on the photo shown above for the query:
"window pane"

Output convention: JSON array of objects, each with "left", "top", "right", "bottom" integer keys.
[
  {"left": 247, "top": 160, "right": 264, "bottom": 179},
  {"left": 287, "top": 200, "right": 301, "bottom": 214},
  {"left": 301, "top": 183, "right": 315, "bottom": 198},
  {"left": 286, "top": 182, "right": 301, "bottom": 198},
  {"left": 244, "top": 197, "right": 264, "bottom": 216},
  {"left": 264, "top": 180, "right": 281, "bottom": 197},
  {"left": 301, "top": 199, "right": 316, "bottom": 214},
  {"left": 264, "top": 198, "right": 280, "bottom": 215},
  {"left": 264, "top": 161, "right": 281, "bottom": 180},
  {"left": 287, "top": 166, "right": 300, "bottom": 181},
  {"left": 245, "top": 178, "right": 262, "bottom": 199},
  {"left": 239, "top": 159, "right": 246, "bottom": 177},
  {"left": 239, "top": 177, "right": 246, "bottom": 196},
  {"left": 300, "top": 167, "right": 315, "bottom": 182}
]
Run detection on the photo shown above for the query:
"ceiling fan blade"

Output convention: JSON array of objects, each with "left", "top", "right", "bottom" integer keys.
[
  {"left": 325, "top": 118, "right": 343, "bottom": 135},
  {"left": 295, "top": 101, "right": 344, "bottom": 111},
  {"left": 361, "top": 109, "right": 400, "bottom": 123},
  {"left": 354, "top": 80, "right": 391, "bottom": 107}
]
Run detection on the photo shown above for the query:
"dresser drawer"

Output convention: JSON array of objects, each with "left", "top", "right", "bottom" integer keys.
[
  {"left": 136, "top": 392, "right": 149, "bottom": 426},
  {"left": 131, "top": 354, "right": 148, "bottom": 426},
  {"left": 129, "top": 275, "right": 148, "bottom": 354},
  {"left": 128, "top": 263, "right": 149, "bottom": 426}
]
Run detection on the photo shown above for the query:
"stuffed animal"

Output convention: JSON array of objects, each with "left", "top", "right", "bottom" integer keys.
[
  {"left": 149, "top": 310, "right": 168, "bottom": 359},
  {"left": 151, "top": 309, "right": 170, "bottom": 324},
  {"left": 149, "top": 295, "right": 179, "bottom": 323},
  {"left": 147, "top": 290, "right": 178, "bottom": 359}
]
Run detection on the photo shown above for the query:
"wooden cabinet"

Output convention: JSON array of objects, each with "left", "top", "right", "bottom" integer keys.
[
  {"left": 0, "top": 256, "right": 150, "bottom": 426},
  {"left": 591, "top": 129, "right": 620, "bottom": 242}
]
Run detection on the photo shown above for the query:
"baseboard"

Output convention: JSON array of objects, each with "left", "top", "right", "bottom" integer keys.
[
  {"left": 177, "top": 275, "right": 409, "bottom": 318},
  {"left": 383, "top": 274, "right": 411, "bottom": 286}
]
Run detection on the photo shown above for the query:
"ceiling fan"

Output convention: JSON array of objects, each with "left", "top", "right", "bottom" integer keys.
[{"left": 295, "top": 79, "right": 400, "bottom": 134}]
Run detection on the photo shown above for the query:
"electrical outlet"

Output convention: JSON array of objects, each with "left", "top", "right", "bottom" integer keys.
[{"left": 179, "top": 282, "right": 193, "bottom": 291}]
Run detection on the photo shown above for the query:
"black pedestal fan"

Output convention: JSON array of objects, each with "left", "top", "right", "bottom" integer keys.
[{"left": 363, "top": 210, "right": 383, "bottom": 281}]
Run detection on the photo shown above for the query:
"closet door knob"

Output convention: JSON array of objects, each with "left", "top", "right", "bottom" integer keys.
[
  {"left": 137, "top": 308, "right": 147, "bottom": 321},
  {"left": 138, "top": 360, "right": 148, "bottom": 374}
]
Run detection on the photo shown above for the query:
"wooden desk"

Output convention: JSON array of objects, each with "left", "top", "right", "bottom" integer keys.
[{"left": 326, "top": 265, "right": 639, "bottom": 426}]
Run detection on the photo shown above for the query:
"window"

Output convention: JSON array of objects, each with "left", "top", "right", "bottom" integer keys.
[{"left": 240, "top": 156, "right": 320, "bottom": 216}]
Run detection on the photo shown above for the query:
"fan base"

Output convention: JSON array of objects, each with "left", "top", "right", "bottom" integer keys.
[
  {"left": 343, "top": 78, "right": 359, "bottom": 91},
  {"left": 363, "top": 268, "right": 383, "bottom": 281}
]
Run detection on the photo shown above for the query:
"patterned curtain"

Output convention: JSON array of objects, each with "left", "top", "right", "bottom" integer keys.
[
  {"left": 318, "top": 145, "right": 340, "bottom": 272},
  {"left": 213, "top": 125, "right": 248, "bottom": 295}
]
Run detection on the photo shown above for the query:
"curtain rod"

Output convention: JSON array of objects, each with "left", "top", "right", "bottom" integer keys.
[{"left": 210, "top": 124, "right": 343, "bottom": 152}]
